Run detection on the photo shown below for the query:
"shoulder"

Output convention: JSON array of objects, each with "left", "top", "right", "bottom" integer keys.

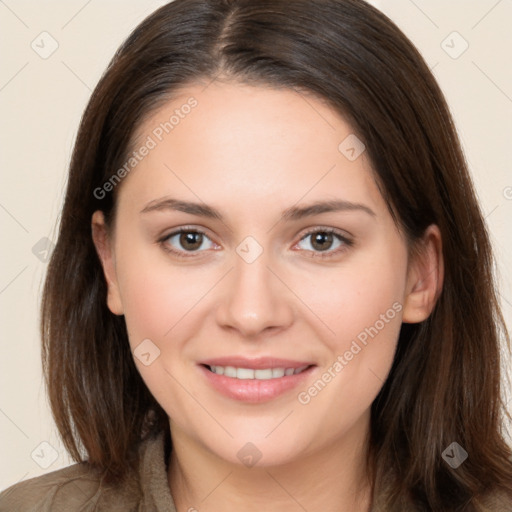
[
  {"left": 0, "top": 431, "right": 173, "bottom": 512},
  {"left": 0, "top": 460, "right": 140, "bottom": 512},
  {"left": 0, "top": 463, "right": 100, "bottom": 512}
]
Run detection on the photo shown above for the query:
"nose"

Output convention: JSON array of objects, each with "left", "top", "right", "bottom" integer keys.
[{"left": 215, "top": 248, "right": 295, "bottom": 339}]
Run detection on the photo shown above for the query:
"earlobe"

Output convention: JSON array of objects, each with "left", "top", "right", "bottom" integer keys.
[
  {"left": 91, "top": 210, "right": 124, "bottom": 315},
  {"left": 402, "top": 224, "right": 444, "bottom": 324}
]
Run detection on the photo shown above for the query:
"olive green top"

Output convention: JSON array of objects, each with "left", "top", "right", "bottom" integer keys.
[
  {"left": 1, "top": 431, "right": 511, "bottom": 511},
  {"left": 0, "top": 431, "right": 176, "bottom": 512}
]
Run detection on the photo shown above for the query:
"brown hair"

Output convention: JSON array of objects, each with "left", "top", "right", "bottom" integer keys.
[{"left": 41, "top": 0, "right": 512, "bottom": 508}]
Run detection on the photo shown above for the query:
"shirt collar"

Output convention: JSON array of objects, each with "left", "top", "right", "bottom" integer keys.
[{"left": 138, "top": 430, "right": 177, "bottom": 511}]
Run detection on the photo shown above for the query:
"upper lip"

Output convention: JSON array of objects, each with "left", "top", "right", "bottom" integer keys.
[{"left": 199, "top": 356, "right": 315, "bottom": 370}]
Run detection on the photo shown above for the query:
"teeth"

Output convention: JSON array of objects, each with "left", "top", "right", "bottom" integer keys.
[
  {"left": 224, "top": 366, "right": 237, "bottom": 378},
  {"left": 255, "top": 368, "right": 273, "bottom": 379},
  {"left": 272, "top": 368, "right": 285, "bottom": 378},
  {"left": 210, "top": 365, "right": 224, "bottom": 375},
  {"left": 208, "top": 365, "right": 309, "bottom": 380},
  {"left": 237, "top": 368, "right": 255, "bottom": 380}
]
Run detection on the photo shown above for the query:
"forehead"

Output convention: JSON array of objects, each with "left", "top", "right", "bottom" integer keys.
[{"left": 119, "top": 81, "right": 384, "bottom": 218}]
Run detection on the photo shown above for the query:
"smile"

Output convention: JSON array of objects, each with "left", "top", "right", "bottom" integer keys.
[{"left": 198, "top": 358, "right": 316, "bottom": 403}]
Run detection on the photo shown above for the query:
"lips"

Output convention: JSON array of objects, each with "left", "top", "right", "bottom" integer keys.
[{"left": 198, "top": 356, "right": 316, "bottom": 403}]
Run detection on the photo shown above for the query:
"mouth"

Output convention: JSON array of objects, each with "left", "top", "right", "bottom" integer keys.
[{"left": 198, "top": 357, "right": 316, "bottom": 403}]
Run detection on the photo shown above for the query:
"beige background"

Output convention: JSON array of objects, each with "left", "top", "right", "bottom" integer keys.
[{"left": 1, "top": 0, "right": 511, "bottom": 490}]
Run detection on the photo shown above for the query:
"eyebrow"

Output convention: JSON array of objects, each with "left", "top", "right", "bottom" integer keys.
[{"left": 140, "top": 197, "right": 376, "bottom": 220}]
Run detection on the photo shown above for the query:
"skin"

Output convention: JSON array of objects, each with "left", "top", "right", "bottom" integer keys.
[{"left": 92, "top": 80, "right": 443, "bottom": 512}]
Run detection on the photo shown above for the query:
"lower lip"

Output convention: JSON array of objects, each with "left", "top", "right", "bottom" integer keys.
[{"left": 199, "top": 365, "right": 315, "bottom": 403}]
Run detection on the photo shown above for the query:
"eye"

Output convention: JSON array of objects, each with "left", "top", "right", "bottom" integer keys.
[
  {"left": 159, "top": 226, "right": 353, "bottom": 259},
  {"left": 159, "top": 228, "right": 217, "bottom": 257},
  {"left": 295, "top": 228, "right": 353, "bottom": 258}
]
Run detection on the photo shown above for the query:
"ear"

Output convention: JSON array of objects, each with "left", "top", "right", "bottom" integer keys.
[
  {"left": 91, "top": 210, "right": 124, "bottom": 315},
  {"left": 402, "top": 224, "right": 444, "bottom": 324}
]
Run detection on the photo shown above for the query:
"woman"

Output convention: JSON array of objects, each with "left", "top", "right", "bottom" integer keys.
[{"left": 1, "top": 0, "right": 511, "bottom": 510}]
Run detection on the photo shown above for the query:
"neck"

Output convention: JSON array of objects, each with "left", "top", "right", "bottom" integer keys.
[{"left": 168, "top": 412, "right": 373, "bottom": 512}]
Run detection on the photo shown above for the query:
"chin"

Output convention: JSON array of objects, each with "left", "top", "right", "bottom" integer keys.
[{"left": 208, "top": 434, "right": 308, "bottom": 469}]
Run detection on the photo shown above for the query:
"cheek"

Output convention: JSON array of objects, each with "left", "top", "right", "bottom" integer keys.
[
  {"left": 113, "top": 247, "right": 210, "bottom": 417},
  {"left": 297, "top": 234, "right": 408, "bottom": 353},
  {"left": 292, "top": 235, "right": 407, "bottom": 415},
  {"left": 296, "top": 249, "right": 406, "bottom": 435},
  {"left": 115, "top": 242, "right": 210, "bottom": 347}
]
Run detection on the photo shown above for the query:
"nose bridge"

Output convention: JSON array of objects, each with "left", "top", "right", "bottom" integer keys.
[{"left": 215, "top": 236, "right": 294, "bottom": 336}]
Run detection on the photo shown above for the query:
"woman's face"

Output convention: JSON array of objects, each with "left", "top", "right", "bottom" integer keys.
[{"left": 93, "top": 80, "right": 439, "bottom": 468}]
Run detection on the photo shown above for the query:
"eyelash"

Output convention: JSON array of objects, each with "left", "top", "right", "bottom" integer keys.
[{"left": 158, "top": 226, "right": 354, "bottom": 260}]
